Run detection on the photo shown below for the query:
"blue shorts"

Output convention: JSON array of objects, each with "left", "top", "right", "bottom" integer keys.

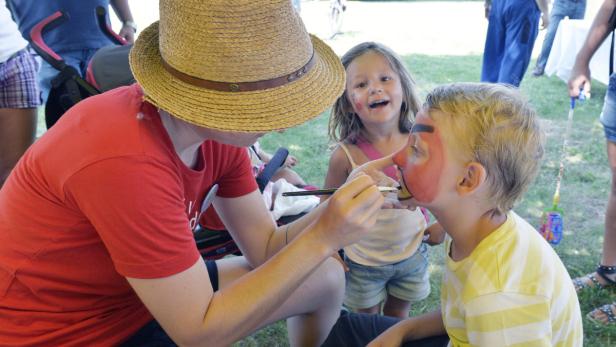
[
  {"left": 344, "top": 243, "right": 430, "bottom": 309},
  {"left": 0, "top": 48, "right": 40, "bottom": 108},
  {"left": 601, "top": 73, "right": 616, "bottom": 143}
]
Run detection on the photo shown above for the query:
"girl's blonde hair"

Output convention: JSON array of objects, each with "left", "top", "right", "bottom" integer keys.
[
  {"left": 328, "top": 42, "right": 421, "bottom": 143},
  {"left": 425, "top": 83, "right": 544, "bottom": 213}
]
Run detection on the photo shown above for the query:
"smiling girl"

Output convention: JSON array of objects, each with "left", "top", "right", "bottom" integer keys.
[{"left": 323, "top": 42, "right": 445, "bottom": 318}]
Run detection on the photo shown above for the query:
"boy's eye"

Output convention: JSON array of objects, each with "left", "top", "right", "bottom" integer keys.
[
  {"left": 355, "top": 82, "right": 367, "bottom": 88},
  {"left": 381, "top": 76, "right": 392, "bottom": 82}
]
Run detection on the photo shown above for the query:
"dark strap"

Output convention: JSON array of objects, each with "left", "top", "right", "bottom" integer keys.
[
  {"left": 597, "top": 264, "right": 616, "bottom": 285},
  {"left": 355, "top": 136, "right": 398, "bottom": 180},
  {"left": 610, "top": 32, "right": 614, "bottom": 76},
  {"left": 610, "top": 8, "right": 616, "bottom": 76}
]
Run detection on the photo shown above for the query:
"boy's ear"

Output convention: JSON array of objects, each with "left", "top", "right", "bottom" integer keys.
[{"left": 456, "top": 162, "right": 486, "bottom": 196}]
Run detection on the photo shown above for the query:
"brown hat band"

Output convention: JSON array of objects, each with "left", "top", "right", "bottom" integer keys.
[{"left": 161, "top": 53, "right": 316, "bottom": 92}]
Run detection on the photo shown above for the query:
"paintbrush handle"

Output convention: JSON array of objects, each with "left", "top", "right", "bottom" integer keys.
[
  {"left": 282, "top": 188, "right": 337, "bottom": 196},
  {"left": 282, "top": 186, "right": 398, "bottom": 197}
]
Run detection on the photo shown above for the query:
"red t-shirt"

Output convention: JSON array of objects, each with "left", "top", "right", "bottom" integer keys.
[{"left": 0, "top": 84, "right": 257, "bottom": 345}]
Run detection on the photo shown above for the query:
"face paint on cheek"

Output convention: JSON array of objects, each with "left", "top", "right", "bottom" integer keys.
[
  {"left": 393, "top": 123, "right": 445, "bottom": 203},
  {"left": 349, "top": 92, "right": 363, "bottom": 113}
]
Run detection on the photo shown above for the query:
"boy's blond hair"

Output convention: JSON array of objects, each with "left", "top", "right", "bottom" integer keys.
[{"left": 425, "top": 83, "right": 544, "bottom": 213}]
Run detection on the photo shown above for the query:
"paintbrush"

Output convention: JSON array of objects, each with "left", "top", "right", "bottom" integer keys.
[{"left": 282, "top": 186, "right": 399, "bottom": 197}]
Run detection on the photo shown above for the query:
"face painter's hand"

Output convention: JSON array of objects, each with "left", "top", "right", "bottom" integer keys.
[
  {"left": 348, "top": 154, "right": 397, "bottom": 186},
  {"left": 381, "top": 192, "right": 404, "bottom": 209},
  {"left": 348, "top": 155, "right": 400, "bottom": 210},
  {"left": 313, "top": 174, "right": 384, "bottom": 251}
]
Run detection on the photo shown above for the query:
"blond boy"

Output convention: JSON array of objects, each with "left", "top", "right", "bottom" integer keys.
[{"left": 323, "top": 83, "right": 583, "bottom": 347}]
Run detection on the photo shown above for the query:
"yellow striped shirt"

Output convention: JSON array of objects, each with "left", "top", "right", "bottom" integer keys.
[{"left": 441, "top": 212, "right": 583, "bottom": 346}]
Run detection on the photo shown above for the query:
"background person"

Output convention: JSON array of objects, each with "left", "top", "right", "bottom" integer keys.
[
  {"left": 568, "top": 0, "right": 616, "bottom": 324},
  {"left": 532, "top": 0, "right": 586, "bottom": 77},
  {"left": 8, "top": 0, "right": 136, "bottom": 103},
  {"left": 481, "top": 0, "right": 550, "bottom": 86},
  {"left": 0, "top": 0, "right": 39, "bottom": 187}
]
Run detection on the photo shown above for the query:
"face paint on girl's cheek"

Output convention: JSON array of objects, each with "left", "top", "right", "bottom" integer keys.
[
  {"left": 349, "top": 92, "right": 363, "bottom": 112},
  {"left": 392, "top": 120, "right": 445, "bottom": 203}
]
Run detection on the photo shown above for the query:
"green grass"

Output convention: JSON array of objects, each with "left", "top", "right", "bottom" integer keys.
[{"left": 253, "top": 54, "right": 616, "bottom": 346}]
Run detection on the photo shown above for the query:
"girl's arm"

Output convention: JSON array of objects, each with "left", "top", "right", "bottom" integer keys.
[
  {"left": 424, "top": 222, "right": 446, "bottom": 246},
  {"left": 321, "top": 145, "right": 352, "bottom": 203}
]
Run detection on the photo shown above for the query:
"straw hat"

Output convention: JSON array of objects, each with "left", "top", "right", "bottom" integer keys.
[{"left": 130, "top": 0, "right": 345, "bottom": 132}]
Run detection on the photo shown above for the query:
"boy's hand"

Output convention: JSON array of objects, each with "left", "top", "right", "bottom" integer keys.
[
  {"left": 367, "top": 322, "right": 407, "bottom": 347},
  {"left": 314, "top": 174, "right": 384, "bottom": 251},
  {"left": 423, "top": 223, "right": 446, "bottom": 246},
  {"left": 368, "top": 310, "right": 445, "bottom": 346}
]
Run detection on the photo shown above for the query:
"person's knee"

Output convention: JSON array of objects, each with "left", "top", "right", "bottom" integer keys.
[{"left": 317, "top": 257, "right": 346, "bottom": 305}]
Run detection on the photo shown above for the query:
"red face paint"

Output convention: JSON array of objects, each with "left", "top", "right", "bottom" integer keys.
[{"left": 392, "top": 113, "right": 444, "bottom": 203}]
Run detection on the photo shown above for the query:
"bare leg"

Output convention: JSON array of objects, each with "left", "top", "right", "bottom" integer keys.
[
  {"left": 272, "top": 167, "right": 307, "bottom": 187},
  {"left": 382, "top": 294, "right": 412, "bottom": 319},
  {"left": 601, "top": 141, "right": 616, "bottom": 267},
  {"left": 217, "top": 256, "right": 345, "bottom": 346},
  {"left": 588, "top": 141, "right": 616, "bottom": 322},
  {"left": 586, "top": 141, "right": 616, "bottom": 324},
  {"left": 573, "top": 141, "right": 616, "bottom": 292},
  {"left": 0, "top": 108, "right": 37, "bottom": 187}
]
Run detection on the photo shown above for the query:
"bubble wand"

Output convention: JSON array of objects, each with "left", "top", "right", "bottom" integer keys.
[{"left": 539, "top": 95, "right": 582, "bottom": 244}]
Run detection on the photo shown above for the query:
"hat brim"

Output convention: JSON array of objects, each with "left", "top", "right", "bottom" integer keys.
[{"left": 130, "top": 22, "right": 345, "bottom": 132}]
